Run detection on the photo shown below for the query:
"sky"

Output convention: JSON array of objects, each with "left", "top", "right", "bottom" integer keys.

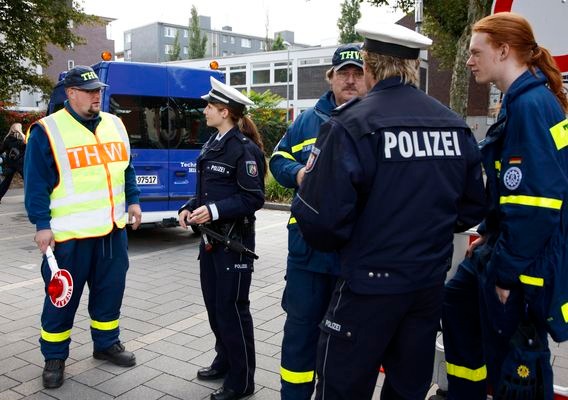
[{"left": 79, "top": 0, "right": 404, "bottom": 52}]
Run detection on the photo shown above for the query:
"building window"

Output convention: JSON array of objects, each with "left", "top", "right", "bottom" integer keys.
[
  {"left": 184, "top": 29, "right": 189, "bottom": 38},
  {"left": 125, "top": 50, "right": 131, "bottom": 60},
  {"left": 164, "top": 27, "right": 176, "bottom": 38},
  {"left": 165, "top": 44, "right": 174, "bottom": 55},
  {"left": 183, "top": 46, "right": 188, "bottom": 55},
  {"left": 274, "top": 61, "right": 292, "bottom": 83},
  {"left": 67, "top": 60, "right": 75, "bottom": 70},
  {"left": 241, "top": 38, "right": 251, "bottom": 48},
  {"left": 228, "top": 65, "right": 246, "bottom": 87},
  {"left": 222, "top": 35, "right": 227, "bottom": 43},
  {"left": 230, "top": 36, "right": 235, "bottom": 44},
  {"left": 252, "top": 63, "right": 270, "bottom": 85},
  {"left": 125, "top": 32, "right": 131, "bottom": 43},
  {"left": 260, "top": 41, "right": 265, "bottom": 50}
]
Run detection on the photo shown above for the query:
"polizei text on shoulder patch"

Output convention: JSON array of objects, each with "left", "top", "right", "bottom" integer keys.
[{"left": 383, "top": 130, "right": 462, "bottom": 160}]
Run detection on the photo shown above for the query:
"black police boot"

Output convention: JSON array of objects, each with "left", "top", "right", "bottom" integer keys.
[
  {"left": 42, "top": 359, "right": 65, "bottom": 389},
  {"left": 210, "top": 386, "right": 254, "bottom": 400},
  {"left": 93, "top": 342, "right": 136, "bottom": 367},
  {"left": 197, "top": 366, "right": 227, "bottom": 381}
]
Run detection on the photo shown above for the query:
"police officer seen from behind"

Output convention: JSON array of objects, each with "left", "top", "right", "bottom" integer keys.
[
  {"left": 441, "top": 13, "right": 568, "bottom": 400},
  {"left": 24, "top": 65, "right": 142, "bottom": 389},
  {"left": 291, "top": 23, "right": 486, "bottom": 400},
  {"left": 270, "top": 43, "right": 366, "bottom": 400},
  {"left": 178, "top": 77, "right": 265, "bottom": 400}
]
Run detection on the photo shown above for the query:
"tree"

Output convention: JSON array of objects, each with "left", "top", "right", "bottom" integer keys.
[
  {"left": 338, "top": 0, "right": 364, "bottom": 44},
  {"left": 361, "top": 0, "right": 492, "bottom": 117},
  {"left": 271, "top": 34, "right": 286, "bottom": 51},
  {"left": 247, "top": 89, "right": 287, "bottom": 157},
  {"left": 0, "top": 0, "right": 97, "bottom": 102},
  {"left": 170, "top": 31, "right": 182, "bottom": 61},
  {"left": 188, "top": 5, "right": 207, "bottom": 59}
]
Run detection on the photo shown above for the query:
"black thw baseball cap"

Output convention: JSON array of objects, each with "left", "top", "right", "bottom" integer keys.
[{"left": 63, "top": 65, "right": 108, "bottom": 89}]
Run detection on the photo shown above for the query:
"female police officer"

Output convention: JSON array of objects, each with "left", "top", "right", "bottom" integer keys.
[{"left": 179, "top": 77, "right": 265, "bottom": 400}]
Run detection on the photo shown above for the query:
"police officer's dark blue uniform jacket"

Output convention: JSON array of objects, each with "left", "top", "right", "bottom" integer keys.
[
  {"left": 179, "top": 126, "right": 265, "bottom": 225},
  {"left": 291, "top": 77, "right": 487, "bottom": 294},
  {"left": 270, "top": 90, "right": 339, "bottom": 275},
  {"left": 474, "top": 69, "right": 568, "bottom": 341}
]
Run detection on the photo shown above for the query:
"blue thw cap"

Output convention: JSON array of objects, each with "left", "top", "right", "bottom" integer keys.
[
  {"left": 63, "top": 65, "right": 108, "bottom": 89},
  {"left": 331, "top": 44, "right": 363, "bottom": 71}
]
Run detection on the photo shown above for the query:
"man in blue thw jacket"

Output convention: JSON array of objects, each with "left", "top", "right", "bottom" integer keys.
[{"left": 269, "top": 44, "right": 367, "bottom": 400}]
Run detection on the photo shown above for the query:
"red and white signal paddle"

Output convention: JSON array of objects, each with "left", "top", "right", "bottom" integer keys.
[{"left": 45, "top": 247, "right": 74, "bottom": 308}]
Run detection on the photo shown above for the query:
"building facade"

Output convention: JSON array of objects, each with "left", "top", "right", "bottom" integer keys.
[
  {"left": 171, "top": 45, "right": 430, "bottom": 123},
  {"left": 12, "top": 16, "right": 114, "bottom": 111},
  {"left": 123, "top": 17, "right": 306, "bottom": 63}
]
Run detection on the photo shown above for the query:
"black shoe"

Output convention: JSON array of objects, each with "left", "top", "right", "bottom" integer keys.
[
  {"left": 93, "top": 342, "right": 136, "bottom": 367},
  {"left": 210, "top": 386, "right": 254, "bottom": 400},
  {"left": 43, "top": 359, "right": 65, "bottom": 389},
  {"left": 197, "top": 366, "right": 227, "bottom": 381}
]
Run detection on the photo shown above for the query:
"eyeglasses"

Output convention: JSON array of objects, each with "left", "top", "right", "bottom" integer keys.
[
  {"left": 71, "top": 87, "right": 103, "bottom": 94},
  {"left": 335, "top": 69, "right": 364, "bottom": 80}
]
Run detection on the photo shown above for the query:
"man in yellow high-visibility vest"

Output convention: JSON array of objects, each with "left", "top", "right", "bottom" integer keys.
[{"left": 24, "top": 65, "right": 142, "bottom": 389}]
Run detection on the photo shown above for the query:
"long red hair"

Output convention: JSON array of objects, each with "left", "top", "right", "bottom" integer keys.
[{"left": 473, "top": 12, "right": 568, "bottom": 112}]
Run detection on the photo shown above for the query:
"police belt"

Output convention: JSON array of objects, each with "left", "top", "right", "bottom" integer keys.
[{"left": 199, "top": 222, "right": 258, "bottom": 260}]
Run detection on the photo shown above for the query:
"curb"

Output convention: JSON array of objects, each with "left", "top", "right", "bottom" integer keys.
[{"left": 263, "top": 201, "right": 291, "bottom": 211}]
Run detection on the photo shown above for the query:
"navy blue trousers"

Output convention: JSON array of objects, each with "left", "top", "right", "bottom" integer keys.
[
  {"left": 40, "top": 228, "right": 129, "bottom": 360},
  {"left": 442, "top": 265, "right": 554, "bottom": 400},
  {"left": 315, "top": 280, "right": 443, "bottom": 400},
  {"left": 199, "top": 239, "right": 255, "bottom": 394},
  {"left": 280, "top": 267, "right": 337, "bottom": 400}
]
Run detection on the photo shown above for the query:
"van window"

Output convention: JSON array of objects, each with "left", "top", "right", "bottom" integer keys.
[{"left": 110, "top": 95, "right": 213, "bottom": 150}]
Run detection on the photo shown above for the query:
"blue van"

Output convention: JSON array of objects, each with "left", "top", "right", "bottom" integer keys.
[{"left": 47, "top": 61, "right": 224, "bottom": 226}]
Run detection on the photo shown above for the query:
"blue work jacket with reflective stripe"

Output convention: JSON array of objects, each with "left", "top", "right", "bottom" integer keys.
[
  {"left": 270, "top": 91, "right": 340, "bottom": 275},
  {"left": 478, "top": 69, "right": 568, "bottom": 289}
]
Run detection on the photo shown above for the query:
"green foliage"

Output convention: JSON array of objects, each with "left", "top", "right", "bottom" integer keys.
[
  {"left": 170, "top": 31, "right": 182, "bottom": 61},
  {"left": 247, "top": 90, "right": 288, "bottom": 158},
  {"left": 265, "top": 171, "right": 294, "bottom": 203},
  {"left": 271, "top": 34, "right": 286, "bottom": 51},
  {"left": 188, "top": 5, "right": 207, "bottom": 59},
  {"left": 0, "top": 0, "right": 98, "bottom": 102},
  {"left": 338, "top": 0, "right": 364, "bottom": 44}
]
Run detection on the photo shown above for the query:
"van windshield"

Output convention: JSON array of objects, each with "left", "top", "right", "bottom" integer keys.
[{"left": 110, "top": 95, "right": 214, "bottom": 150}]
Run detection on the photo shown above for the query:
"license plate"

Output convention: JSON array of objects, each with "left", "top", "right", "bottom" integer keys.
[{"left": 136, "top": 175, "right": 158, "bottom": 185}]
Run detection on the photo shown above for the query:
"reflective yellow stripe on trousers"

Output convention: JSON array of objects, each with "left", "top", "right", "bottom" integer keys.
[
  {"left": 280, "top": 366, "right": 315, "bottom": 384},
  {"left": 91, "top": 319, "right": 119, "bottom": 331},
  {"left": 41, "top": 328, "right": 72, "bottom": 342},
  {"left": 446, "top": 362, "right": 487, "bottom": 382}
]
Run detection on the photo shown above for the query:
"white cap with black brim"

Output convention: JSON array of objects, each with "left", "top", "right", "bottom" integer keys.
[
  {"left": 202, "top": 76, "right": 254, "bottom": 112},
  {"left": 356, "top": 22, "right": 432, "bottom": 60}
]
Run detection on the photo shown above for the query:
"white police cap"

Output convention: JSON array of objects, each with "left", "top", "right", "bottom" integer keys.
[
  {"left": 202, "top": 76, "right": 254, "bottom": 111},
  {"left": 356, "top": 22, "right": 432, "bottom": 59}
]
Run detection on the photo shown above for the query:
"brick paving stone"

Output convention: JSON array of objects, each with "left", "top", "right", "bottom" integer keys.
[
  {"left": 95, "top": 365, "right": 162, "bottom": 397},
  {"left": 114, "top": 385, "right": 163, "bottom": 400},
  {"left": 0, "top": 390, "right": 23, "bottom": 400},
  {"left": 144, "top": 374, "right": 212, "bottom": 400}
]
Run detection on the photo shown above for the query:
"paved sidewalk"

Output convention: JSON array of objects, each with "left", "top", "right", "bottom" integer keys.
[{"left": 0, "top": 190, "right": 566, "bottom": 399}]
